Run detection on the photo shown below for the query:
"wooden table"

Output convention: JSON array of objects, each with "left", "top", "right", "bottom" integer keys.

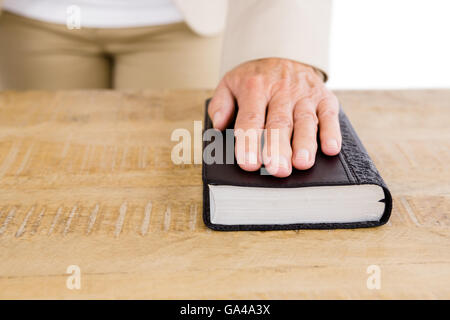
[{"left": 0, "top": 89, "right": 448, "bottom": 299}]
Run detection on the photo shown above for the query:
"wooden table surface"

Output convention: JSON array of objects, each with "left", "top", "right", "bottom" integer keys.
[{"left": 0, "top": 89, "right": 448, "bottom": 299}]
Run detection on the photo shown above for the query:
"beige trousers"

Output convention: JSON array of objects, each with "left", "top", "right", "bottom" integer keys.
[{"left": 0, "top": 12, "right": 222, "bottom": 90}]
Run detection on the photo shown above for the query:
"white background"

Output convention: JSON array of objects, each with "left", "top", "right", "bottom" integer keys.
[{"left": 328, "top": 0, "right": 450, "bottom": 89}]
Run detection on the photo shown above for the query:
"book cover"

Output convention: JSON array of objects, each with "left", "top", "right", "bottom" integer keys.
[{"left": 202, "top": 99, "right": 392, "bottom": 231}]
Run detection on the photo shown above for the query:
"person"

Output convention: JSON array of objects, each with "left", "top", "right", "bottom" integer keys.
[{"left": 0, "top": 0, "right": 340, "bottom": 178}]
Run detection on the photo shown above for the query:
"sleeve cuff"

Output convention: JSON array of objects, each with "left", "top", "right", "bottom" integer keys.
[{"left": 220, "top": 0, "right": 332, "bottom": 82}]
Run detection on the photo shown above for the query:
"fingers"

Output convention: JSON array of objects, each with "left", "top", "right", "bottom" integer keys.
[
  {"left": 291, "top": 100, "right": 318, "bottom": 170},
  {"left": 263, "top": 95, "right": 294, "bottom": 177},
  {"left": 211, "top": 72, "right": 341, "bottom": 178},
  {"left": 317, "top": 96, "right": 341, "bottom": 156},
  {"left": 208, "top": 81, "right": 235, "bottom": 130},
  {"left": 234, "top": 79, "right": 268, "bottom": 171}
]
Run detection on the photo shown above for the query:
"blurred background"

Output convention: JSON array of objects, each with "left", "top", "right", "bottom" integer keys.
[{"left": 1, "top": 0, "right": 449, "bottom": 90}]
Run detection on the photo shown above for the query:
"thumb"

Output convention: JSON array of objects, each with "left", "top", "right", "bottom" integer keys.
[{"left": 208, "top": 80, "right": 235, "bottom": 130}]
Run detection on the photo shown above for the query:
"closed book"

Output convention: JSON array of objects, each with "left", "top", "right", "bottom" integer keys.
[{"left": 202, "top": 99, "right": 392, "bottom": 231}]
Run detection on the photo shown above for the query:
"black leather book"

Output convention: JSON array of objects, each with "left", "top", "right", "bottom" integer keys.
[{"left": 202, "top": 99, "right": 392, "bottom": 231}]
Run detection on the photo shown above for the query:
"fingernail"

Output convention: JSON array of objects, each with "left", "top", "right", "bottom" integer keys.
[
  {"left": 246, "top": 152, "right": 258, "bottom": 165},
  {"left": 212, "top": 111, "right": 221, "bottom": 127},
  {"left": 326, "top": 139, "right": 339, "bottom": 151},
  {"left": 295, "top": 149, "right": 310, "bottom": 164}
]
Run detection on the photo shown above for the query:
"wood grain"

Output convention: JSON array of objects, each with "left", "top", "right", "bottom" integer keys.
[{"left": 0, "top": 89, "right": 449, "bottom": 299}]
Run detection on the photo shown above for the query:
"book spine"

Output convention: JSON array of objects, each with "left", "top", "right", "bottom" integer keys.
[{"left": 338, "top": 110, "right": 386, "bottom": 188}]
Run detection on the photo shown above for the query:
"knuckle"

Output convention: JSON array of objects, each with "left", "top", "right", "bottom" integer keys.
[
  {"left": 266, "top": 112, "right": 293, "bottom": 130},
  {"left": 298, "top": 87, "right": 323, "bottom": 101},
  {"left": 239, "top": 111, "right": 265, "bottom": 124},
  {"left": 296, "top": 97, "right": 315, "bottom": 107},
  {"left": 310, "top": 86, "right": 324, "bottom": 97},
  {"left": 244, "top": 75, "right": 264, "bottom": 90},
  {"left": 306, "top": 83, "right": 331, "bottom": 99},
  {"left": 294, "top": 110, "right": 318, "bottom": 125},
  {"left": 272, "top": 79, "right": 291, "bottom": 93},
  {"left": 318, "top": 106, "right": 338, "bottom": 119}
]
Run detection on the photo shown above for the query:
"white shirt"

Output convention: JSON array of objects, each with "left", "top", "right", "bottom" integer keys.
[{"left": 3, "top": 0, "right": 184, "bottom": 28}]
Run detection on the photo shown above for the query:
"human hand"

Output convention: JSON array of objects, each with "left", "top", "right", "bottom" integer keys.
[{"left": 208, "top": 58, "right": 341, "bottom": 177}]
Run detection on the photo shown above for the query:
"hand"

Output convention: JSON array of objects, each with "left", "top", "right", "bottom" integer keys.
[{"left": 208, "top": 58, "right": 341, "bottom": 178}]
